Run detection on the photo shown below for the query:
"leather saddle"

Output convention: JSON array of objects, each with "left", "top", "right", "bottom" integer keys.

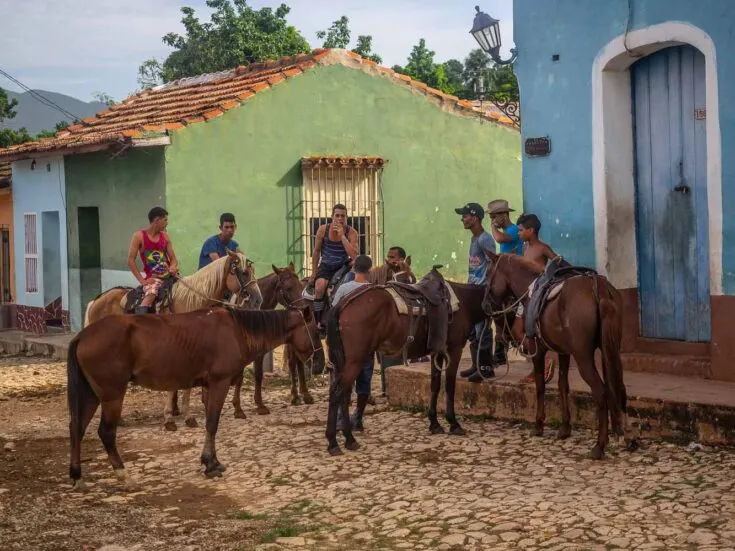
[
  {"left": 120, "top": 280, "right": 175, "bottom": 314},
  {"left": 525, "top": 258, "right": 598, "bottom": 337}
]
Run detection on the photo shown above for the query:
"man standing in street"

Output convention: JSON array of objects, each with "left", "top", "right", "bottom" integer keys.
[
  {"left": 486, "top": 199, "right": 522, "bottom": 365},
  {"left": 455, "top": 202, "right": 496, "bottom": 382},
  {"left": 198, "top": 213, "right": 243, "bottom": 269}
]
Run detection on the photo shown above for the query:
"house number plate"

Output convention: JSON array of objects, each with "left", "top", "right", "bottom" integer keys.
[{"left": 694, "top": 109, "right": 706, "bottom": 120}]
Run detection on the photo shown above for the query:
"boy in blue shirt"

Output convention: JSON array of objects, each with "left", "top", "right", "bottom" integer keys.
[{"left": 198, "top": 213, "right": 243, "bottom": 270}]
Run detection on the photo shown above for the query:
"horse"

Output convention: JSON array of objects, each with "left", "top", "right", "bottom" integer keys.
[
  {"left": 481, "top": 251, "right": 635, "bottom": 459},
  {"left": 82, "top": 251, "right": 263, "bottom": 431},
  {"left": 67, "top": 305, "right": 320, "bottom": 487},
  {"left": 324, "top": 266, "right": 486, "bottom": 455}
]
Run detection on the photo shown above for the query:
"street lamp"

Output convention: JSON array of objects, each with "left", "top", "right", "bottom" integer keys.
[{"left": 470, "top": 5, "right": 517, "bottom": 66}]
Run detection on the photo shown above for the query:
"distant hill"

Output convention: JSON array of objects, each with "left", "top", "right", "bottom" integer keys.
[{"left": 0, "top": 89, "right": 107, "bottom": 135}]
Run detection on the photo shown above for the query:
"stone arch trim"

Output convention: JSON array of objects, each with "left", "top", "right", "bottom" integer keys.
[{"left": 591, "top": 21, "right": 722, "bottom": 294}]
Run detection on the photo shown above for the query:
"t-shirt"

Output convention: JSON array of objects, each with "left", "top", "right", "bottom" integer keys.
[
  {"left": 468, "top": 231, "right": 496, "bottom": 285},
  {"left": 331, "top": 281, "right": 368, "bottom": 307},
  {"left": 198, "top": 235, "right": 240, "bottom": 269},
  {"left": 498, "top": 224, "right": 522, "bottom": 255}
]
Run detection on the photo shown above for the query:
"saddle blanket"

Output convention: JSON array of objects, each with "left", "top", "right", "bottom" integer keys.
[{"left": 528, "top": 278, "right": 564, "bottom": 302}]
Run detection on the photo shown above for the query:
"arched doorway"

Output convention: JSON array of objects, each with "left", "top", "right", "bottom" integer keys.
[{"left": 631, "top": 45, "right": 710, "bottom": 342}]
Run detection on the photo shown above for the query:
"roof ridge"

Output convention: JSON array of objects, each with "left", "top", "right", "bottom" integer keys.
[{"left": 0, "top": 48, "right": 517, "bottom": 161}]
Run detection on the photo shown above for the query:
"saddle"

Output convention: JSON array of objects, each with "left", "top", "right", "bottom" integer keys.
[
  {"left": 524, "top": 257, "right": 597, "bottom": 337},
  {"left": 120, "top": 279, "right": 175, "bottom": 314}
]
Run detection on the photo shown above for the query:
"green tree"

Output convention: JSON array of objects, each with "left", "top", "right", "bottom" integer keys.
[
  {"left": 403, "top": 39, "right": 437, "bottom": 86},
  {"left": 441, "top": 59, "right": 464, "bottom": 96},
  {"left": 316, "top": 15, "right": 350, "bottom": 48},
  {"left": 462, "top": 49, "right": 491, "bottom": 99},
  {"left": 0, "top": 127, "right": 32, "bottom": 148},
  {"left": 0, "top": 88, "right": 18, "bottom": 123},
  {"left": 92, "top": 91, "right": 116, "bottom": 106},
  {"left": 317, "top": 16, "right": 382, "bottom": 64},
  {"left": 137, "top": 0, "right": 311, "bottom": 87},
  {"left": 35, "top": 121, "right": 71, "bottom": 140}
]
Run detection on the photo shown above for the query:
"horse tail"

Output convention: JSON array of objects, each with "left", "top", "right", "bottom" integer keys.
[
  {"left": 597, "top": 277, "right": 626, "bottom": 437},
  {"left": 326, "top": 308, "right": 344, "bottom": 377},
  {"left": 67, "top": 338, "right": 93, "bottom": 482}
]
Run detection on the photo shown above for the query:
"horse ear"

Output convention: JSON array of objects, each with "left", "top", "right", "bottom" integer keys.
[
  {"left": 272, "top": 264, "right": 280, "bottom": 275},
  {"left": 288, "top": 261, "right": 296, "bottom": 272},
  {"left": 432, "top": 264, "right": 443, "bottom": 271},
  {"left": 226, "top": 249, "right": 238, "bottom": 258},
  {"left": 406, "top": 255, "right": 412, "bottom": 266}
]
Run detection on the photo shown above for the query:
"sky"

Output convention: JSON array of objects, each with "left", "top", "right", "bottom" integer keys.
[{"left": 0, "top": 0, "right": 514, "bottom": 103}]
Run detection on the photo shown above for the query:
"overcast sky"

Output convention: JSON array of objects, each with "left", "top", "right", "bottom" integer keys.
[{"left": 0, "top": 0, "right": 514, "bottom": 102}]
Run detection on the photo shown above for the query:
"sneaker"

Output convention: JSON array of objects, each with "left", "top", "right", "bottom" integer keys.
[{"left": 467, "top": 366, "right": 495, "bottom": 383}]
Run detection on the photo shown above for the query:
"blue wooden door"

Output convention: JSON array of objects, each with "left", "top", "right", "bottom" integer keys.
[{"left": 632, "top": 45, "right": 710, "bottom": 342}]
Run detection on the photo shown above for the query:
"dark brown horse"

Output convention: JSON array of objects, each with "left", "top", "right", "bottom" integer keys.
[
  {"left": 67, "top": 305, "right": 320, "bottom": 487},
  {"left": 481, "top": 252, "right": 634, "bottom": 459},
  {"left": 324, "top": 267, "right": 487, "bottom": 455}
]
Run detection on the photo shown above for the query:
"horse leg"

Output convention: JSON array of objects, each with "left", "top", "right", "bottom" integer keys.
[
  {"left": 69, "top": 387, "right": 100, "bottom": 491},
  {"left": 98, "top": 396, "right": 136, "bottom": 490},
  {"left": 575, "top": 354, "right": 609, "bottom": 459},
  {"left": 253, "top": 357, "right": 270, "bottom": 415},
  {"left": 445, "top": 348, "right": 465, "bottom": 436},
  {"left": 298, "top": 360, "right": 314, "bottom": 405},
  {"left": 341, "top": 381, "right": 360, "bottom": 452},
  {"left": 325, "top": 376, "right": 344, "bottom": 456},
  {"left": 427, "top": 354, "right": 444, "bottom": 435},
  {"left": 171, "top": 390, "right": 180, "bottom": 416},
  {"left": 231, "top": 368, "right": 246, "bottom": 419},
  {"left": 556, "top": 354, "right": 572, "bottom": 440},
  {"left": 290, "top": 355, "right": 302, "bottom": 406},
  {"left": 532, "top": 352, "right": 548, "bottom": 437},
  {"left": 200, "top": 379, "right": 229, "bottom": 478},
  {"left": 163, "top": 391, "right": 178, "bottom": 431},
  {"left": 181, "top": 389, "right": 197, "bottom": 428}
]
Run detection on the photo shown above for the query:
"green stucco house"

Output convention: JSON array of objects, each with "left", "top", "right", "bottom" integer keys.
[{"left": 0, "top": 49, "right": 521, "bottom": 331}]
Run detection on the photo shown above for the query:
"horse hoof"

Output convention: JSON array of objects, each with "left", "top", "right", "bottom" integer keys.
[
  {"left": 449, "top": 425, "right": 466, "bottom": 436},
  {"left": 213, "top": 462, "right": 227, "bottom": 473},
  {"left": 345, "top": 440, "right": 361, "bottom": 451},
  {"left": 587, "top": 447, "right": 605, "bottom": 460},
  {"left": 185, "top": 417, "right": 198, "bottom": 428},
  {"left": 328, "top": 446, "right": 343, "bottom": 457},
  {"left": 164, "top": 421, "right": 178, "bottom": 432},
  {"left": 429, "top": 424, "right": 445, "bottom": 435},
  {"left": 70, "top": 479, "right": 88, "bottom": 493},
  {"left": 204, "top": 467, "right": 223, "bottom": 478},
  {"left": 532, "top": 426, "right": 544, "bottom": 437},
  {"left": 234, "top": 409, "right": 247, "bottom": 420},
  {"left": 256, "top": 406, "right": 270, "bottom": 415},
  {"left": 625, "top": 438, "right": 640, "bottom": 452},
  {"left": 556, "top": 427, "right": 572, "bottom": 440},
  {"left": 303, "top": 394, "right": 315, "bottom": 405},
  {"left": 291, "top": 396, "right": 302, "bottom": 406}
]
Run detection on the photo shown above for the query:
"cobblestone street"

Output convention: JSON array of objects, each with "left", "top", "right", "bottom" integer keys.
[{"left": 1, "top": 356, "right": 735, "bottom": 551}]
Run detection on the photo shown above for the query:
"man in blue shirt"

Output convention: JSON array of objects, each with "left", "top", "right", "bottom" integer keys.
[
  {"left": 454, "top": 202, "right": 496, "bottom": 382},
  {"left": 198, "top": 213, "right": 243, "bottom": 269},
  {"left": 486, "top": 199, "right": 521, "bottom": 365}
]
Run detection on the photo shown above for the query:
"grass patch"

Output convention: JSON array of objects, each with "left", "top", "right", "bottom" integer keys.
[
  {"left": 259, "top": 521, "right": 321, "bottom": 543},
  {"left": 269, "top": 476, "right": 292, "bottom": 486},
  {"left": 234, "top": 510, "right": 269, "bottom": 521}
]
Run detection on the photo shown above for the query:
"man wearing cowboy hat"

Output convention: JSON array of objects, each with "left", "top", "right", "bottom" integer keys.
[
  {"left": 486, "top": 199, "right": 522, "bottom": 256},
  {"left": 486, "top": 199, "right": 522, "bottom": 366}
]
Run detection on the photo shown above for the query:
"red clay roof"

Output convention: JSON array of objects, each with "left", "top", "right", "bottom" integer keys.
[
  {"left": 301, "top": 156, "right": 387, "bottom": 168},
  {"left": 0, "top": 162, "right": 10, "bottom": 183},
  {"left": 0, "top": 49, "right": 517, "bottom": 162}
]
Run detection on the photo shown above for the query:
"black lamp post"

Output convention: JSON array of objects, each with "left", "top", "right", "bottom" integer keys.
[{"left": 470, "top": 5, "right": 517, "bottom": 66}]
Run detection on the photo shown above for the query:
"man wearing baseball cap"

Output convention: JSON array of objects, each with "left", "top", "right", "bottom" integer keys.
[
  {"left": 486, "top": 199, "right": 522, "bottom": 365},
  {"left": 454, "top": 202, "right": 496, "bottom": 381}
]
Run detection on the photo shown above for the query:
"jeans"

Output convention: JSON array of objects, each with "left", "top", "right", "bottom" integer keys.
[
  {"left": 355, "top": 357, "right": 375, "bottom": 397},
  {"left": 469, "top": 320, "right": 493, "bottom": 350}
]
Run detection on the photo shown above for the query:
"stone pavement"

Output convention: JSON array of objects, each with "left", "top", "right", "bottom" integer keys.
[{"left": 2, "top": 360, "right": 735, "bottom": 550}]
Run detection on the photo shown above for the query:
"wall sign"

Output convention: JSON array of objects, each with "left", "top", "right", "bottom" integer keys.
[
  {"left": 694, "top": 109, "right": 706, "bottom": 120},
  {"left": 525, "top": 136, "right": 551, "bottom": 157}
]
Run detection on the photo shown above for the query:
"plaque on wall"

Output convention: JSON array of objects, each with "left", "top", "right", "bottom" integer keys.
[{"left": 525, "top": 136, "right": 551, "bottom": 157}]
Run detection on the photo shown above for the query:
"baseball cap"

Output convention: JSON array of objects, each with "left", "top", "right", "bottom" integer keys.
[{"left": 454, "top": 202, "right": 485, "bottom": 219}]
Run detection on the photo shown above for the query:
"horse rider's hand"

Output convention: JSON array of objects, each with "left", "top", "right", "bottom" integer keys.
[{"left": 333, "top": 223, "right": 345, "bottom": 240}]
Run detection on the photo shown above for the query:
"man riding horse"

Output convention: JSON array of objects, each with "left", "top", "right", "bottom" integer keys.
[
  {"left": 308, "top": 203, "right": 359, "bottom": 333},
  {"left": 127, "top": 206, "right": 179, "bottom": 314}
]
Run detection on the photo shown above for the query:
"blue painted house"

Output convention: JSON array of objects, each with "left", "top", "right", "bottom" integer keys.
[{"left": 513, "top": 0, "right": 734, "bottom": 380}]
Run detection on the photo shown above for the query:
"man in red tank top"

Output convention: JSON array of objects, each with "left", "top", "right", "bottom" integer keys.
[{"left": 126, "top": 206, "right": 179, "bottom": 314}]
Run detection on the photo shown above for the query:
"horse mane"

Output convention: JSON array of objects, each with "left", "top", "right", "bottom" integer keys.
[
  {"left": 228, "top": 308, "right": 289, "bottom": 350},
  {"left": 367, "top": 264, "right": 391, "bottom": 284},
  {"left": 171, "top": 253, "right": 247, "bottom": 312}
]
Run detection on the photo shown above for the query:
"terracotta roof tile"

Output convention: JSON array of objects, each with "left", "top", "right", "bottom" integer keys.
[
  {"left": 0, "top": 49, "right": 516, "bottom": 161},
  {"left": 0, "top": 162, "right": 11, "bottom": 182}
]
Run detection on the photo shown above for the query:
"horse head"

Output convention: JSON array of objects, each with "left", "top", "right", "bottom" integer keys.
[
  {"left": 271, "top": 262, "right": 310, "bottom": 312},
  {"left": 390, "top": 255, "right": 416, "bottom": 283},
  {"left": 481, "top": 252, "right": 522, "bottom": 317},
  {"left": 227, "top": 251, "right": 263, "bottom": 309}
]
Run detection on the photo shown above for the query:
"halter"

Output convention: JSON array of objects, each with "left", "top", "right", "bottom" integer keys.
[{"left": 391, "top": 269, "right": 416, "bottom": 283}]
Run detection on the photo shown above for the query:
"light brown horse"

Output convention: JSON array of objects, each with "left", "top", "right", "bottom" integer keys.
[
  {"left": 67, "top": 305, "right": 319, "bottom": 487},
  {"left": 481, "top": 252, "right": 636, "bottom": 459},
  {"left": 83, "top": 251, "right": 263, "bottom": 430},
  {"left": 325, "top": 267, "right": 486, "bottom": 455}
]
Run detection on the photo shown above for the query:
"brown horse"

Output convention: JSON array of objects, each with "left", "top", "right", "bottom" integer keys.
[
  {"left": 324, "top": 267, "right": 486, "bottom": 455},
  {"left": 83, "top": 251, "right": 263, "bottom": 430},
  {"left": 67, "top": 305, "right": 319, "bottom": 487},
  {"left": 481, "top": 252, "right": 634, "bottom": 459}
]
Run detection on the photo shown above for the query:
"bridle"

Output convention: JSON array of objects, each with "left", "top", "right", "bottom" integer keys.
[
  {"left": 391, "top": 269, "right": 416, "bottom": 283},
  {"left": 274, "top": 274, "right": 323, "bottom": 362},
  {"left": 230, "top": 259, "right": 259, "bottom": 306}
]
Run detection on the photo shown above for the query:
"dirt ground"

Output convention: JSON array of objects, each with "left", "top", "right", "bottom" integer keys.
[{"left": 1, "top": 356, "right": 735, "bottom": 551}]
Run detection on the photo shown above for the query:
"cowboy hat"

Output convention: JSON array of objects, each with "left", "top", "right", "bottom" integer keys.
[{"left": 485, "top": 199, "right": 515, "bottom": 215}]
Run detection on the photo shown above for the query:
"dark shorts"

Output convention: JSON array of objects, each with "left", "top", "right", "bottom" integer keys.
[{"left": 316, "top": 262, "right": 348, "bottom": 282}]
